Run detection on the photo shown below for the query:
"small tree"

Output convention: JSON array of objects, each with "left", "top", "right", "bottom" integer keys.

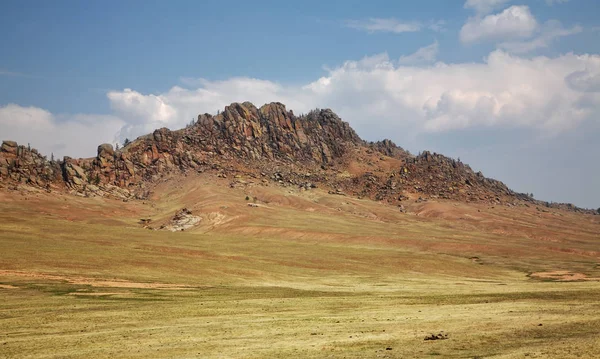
[
  {"left": 94, "top": 174, "right": 101, "bottom": 185},
  {"left": 123, "top": 138, "right": 131, "bottom": 146},
  {"left": 597, "top": 207, "right": 600, "bottom": 214},
  {"left": 50, "top": 152, "right": 54, "bottom": 162},
  {"left": 116, "top": 143, "right": 120, "bottom": 151},
  {"left": 7, "top": 160, "right": 15, "bottom": 174}
]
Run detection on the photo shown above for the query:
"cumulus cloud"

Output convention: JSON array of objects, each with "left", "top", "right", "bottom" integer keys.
[
  {"left": 105, "top": 50, "right": 600, "bottom": 141},
  {"left": 302, "top": 51, "right": 600, "bottom": 135},
  {"left": 460, "top": 4, "right": 582, "bottom": 53},
  {"left": 398, "top": 41, "right": 439, "bottom": 65},
  {"left": 2, "top": 51, "right": 600, "bottom": 162},
  {"left": 499, "top": 20, "right": 582, "bottom": 53},
  {"left": 0, "top": 104, "right": 123, "bottom": 158},
  {"left": 460, "top": 5, "right": 538, "bottom": 44},
  {"left": 107, "top": 88, "right": 176, "bottom": 125},
  {"left": 107, "top": 78, "right": 309, "bottom": 143},
  {"left": 464, "top": 0, "right": 511, "bottom": 15}
]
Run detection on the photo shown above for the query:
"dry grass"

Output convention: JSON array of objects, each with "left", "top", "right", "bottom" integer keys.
[{"left": 1, "top": 174, "right": 599, "bottom": 358}]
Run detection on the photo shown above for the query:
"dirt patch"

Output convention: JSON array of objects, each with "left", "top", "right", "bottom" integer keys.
[
  {"left": 205, "top": 212, "right": 229, "bottom": 226},
  {"left": 529, "top": 271, "right": 600, "bottom": 282},
  {"left": 0, "top": 270, "right": 192, "bottom": 289},
  {"left": 0, "top": 284, "right": 18, "bottom": 289}
]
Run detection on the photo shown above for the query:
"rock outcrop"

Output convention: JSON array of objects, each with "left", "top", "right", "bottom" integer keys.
[
  {"left": 368, "top": 139, "right": 407, "bottom": 160},
  {"left": 195, "top": 102, "right": 361, "bottom": 162},
  {"left": 399, "top": 151, "right": 519, "bottom": 202},
  {"left": 161, "top": 208, "right": 201, "bottom": 232},
  {"left": 0, "top": 141, "right": 61, "bottom": 190},
  {"left": 0, "top": 101, "right": 594, "bottom": 214}
]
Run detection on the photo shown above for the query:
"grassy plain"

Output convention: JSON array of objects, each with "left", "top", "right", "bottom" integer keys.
[{"left": 1, "top": 174, "right": 599, "bottom": 358}]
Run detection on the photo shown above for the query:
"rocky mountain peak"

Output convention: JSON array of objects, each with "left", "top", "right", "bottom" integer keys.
[
  {"left": 0, "top": 101, "right": 594, "bottom": 214},
  {"left": 193, "top": 102, "right": 361, "bottom": 163}
]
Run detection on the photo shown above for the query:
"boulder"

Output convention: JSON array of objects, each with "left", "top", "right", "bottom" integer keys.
[
  {"left": 63, "top": 161, "right": 88, "bottom": 184},
  {"left": 97, "top": 143, "right": 114, "bottom": 159},
  {"left": 153, "top": 128, "right": 171, "bottom": 142},
  {"left": 72, "top": 176, "right": 84, "bottom": 185},
  {"left": 1, "top": 141, "right": 18, "bottom": 154}
]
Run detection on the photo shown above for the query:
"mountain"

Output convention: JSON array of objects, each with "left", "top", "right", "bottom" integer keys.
[
  {"left": 2, "top": 102, "right": 600, "bottom": 358},
  {"left": 0, "top": 101, "right": 594, "bottom": 214}
]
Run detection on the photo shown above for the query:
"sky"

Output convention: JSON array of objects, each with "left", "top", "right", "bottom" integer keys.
[{"left": 1, "top": 0, "right": 599, "bottom": 208}]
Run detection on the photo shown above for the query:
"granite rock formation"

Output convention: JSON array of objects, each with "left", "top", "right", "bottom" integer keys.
[{"left": 0, "top": 101, "right": 593, "bottom": 214}]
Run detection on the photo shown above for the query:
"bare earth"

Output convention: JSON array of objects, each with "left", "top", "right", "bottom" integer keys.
[
  {"left": 529, "top": 271, "right": 600, "bottom": 282},
  {"left": 0, "top": 270, "right": 193, "bottom": 289}
]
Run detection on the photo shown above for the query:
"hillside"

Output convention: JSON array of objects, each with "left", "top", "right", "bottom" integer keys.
[{"left": 1, "top": 167, "right": 600, "bottom": 358}]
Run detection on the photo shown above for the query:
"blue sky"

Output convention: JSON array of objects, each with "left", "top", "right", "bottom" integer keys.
[{"left": 1, "top": 0, "right": 599, "bottom": 208}]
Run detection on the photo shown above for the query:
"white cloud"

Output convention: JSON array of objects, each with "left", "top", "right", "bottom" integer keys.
[
  {"left": 108, "top": 78, "right": 306, "bottom": 143},
  {"left": 460, "top": 4, "right": 582, "bottom": 54},
  {"left": 107, "top": 88, "right": 176, "bottom": 125},
  {"left": 398, "top": 41, "right": 439, "bottom": 65},
  {"left": 106, "top": 50, "right": 600, "bottom": 140},
  {"left": 0, "top": 104, "right": 54, "bottom": 131},
  {"left": 546, "top": 0, "right": 569, "bottom": 5},
  {"left": 460, "top": 5, "right": 538, "bottom": 44},
  {"left": 464, "top": 0, "right": 511, "bottom": 15},
  {"left": 0, "top": 104, "right": 123, "bottom": 158},
  {"left": 346, "top": 18, "right": 422, "bottom": 33},
  {"left": 301, "top": 50, "right": 600, "bottom": 135},
  {"left": 499, "top": 20, "right": 582, "bottom": 53}
]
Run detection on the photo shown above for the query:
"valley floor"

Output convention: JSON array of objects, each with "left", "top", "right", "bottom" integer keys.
[{"left": 1, "top": 174, "right": 599, "bottom": 358}]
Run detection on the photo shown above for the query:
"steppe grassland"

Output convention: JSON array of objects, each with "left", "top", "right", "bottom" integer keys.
[{"left": 1, "top": 181, "right": 599, "bottom": 358}]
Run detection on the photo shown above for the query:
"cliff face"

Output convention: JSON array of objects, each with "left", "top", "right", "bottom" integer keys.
[{"left": 0, "top": 101, "right": 592, "bottom": 213}]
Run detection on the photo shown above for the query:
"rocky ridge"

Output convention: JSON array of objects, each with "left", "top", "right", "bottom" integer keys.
[{"left": 0, "top": 101, "right": 594, "bottom": 214}]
